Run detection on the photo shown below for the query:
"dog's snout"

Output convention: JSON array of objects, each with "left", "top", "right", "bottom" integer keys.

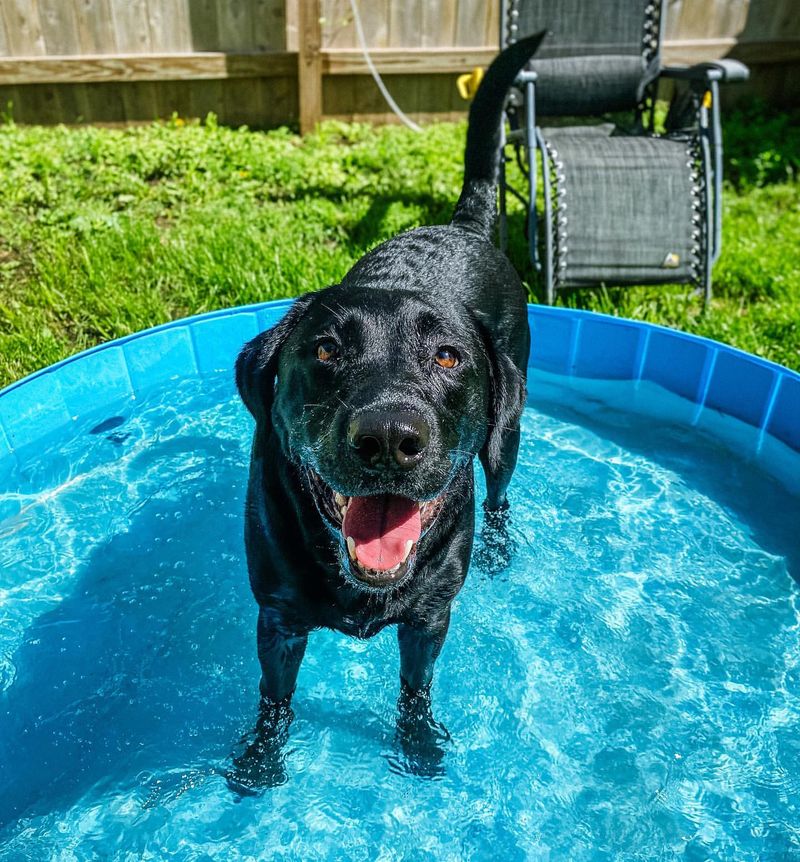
[{"left": 347, "top": 411, "right": 430, "bottom": 471}]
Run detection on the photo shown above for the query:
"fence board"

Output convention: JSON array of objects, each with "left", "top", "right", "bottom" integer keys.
[
  {"left": 147, "top": 0, "right": 192, "bottom": 53},
  {"left": 54, "top": 81, "right": 90, "bottom": 122},
  {"left": 186, "top": 0, "right": 219, "bottom": 51},
  {"left": 2, "top": 0, "right": 46, "bottom": 55},
  {"left": 217, "top": 0, "right": 254, "bottom": 51},
  {"left": 37, "top": 0, "right": 80, "bottom": 55},
  {"left": 454, "top": 0, "right": 486, "bottom": 46},
  {"left": 0, "top": 75, "right": 297, "bottom": 125},
  {"left": 358, "top": 0, "right": 390, "bottom": 50},
  {"left": 108, "top": 0, "right": 151, "bottom": 53},
  {"left": 664, "top": 0, "right": 682, "bottom": 40},
  {"left": 0, "top": 53, "right": 296, "bottom": 85},
  {"left": 324, "top": 46, "right": 497, "bottom": 74},
  {"left": 0, "top": 8, "right": 9, "bottom": 56},
  {"left": 75, "top": 0, "right": 116, "bottom": 54},
  {"left": 122, "top": 81, "right": 156, "bottom": 120},
  {"left": 1, "top": 0, "right": 799, "bottom": 127},
  {"left": 298, "top": 0, "right": 322, "bottom": 132},
  {"left": 751, "top": 0, "right": 800, "bottom": 40},
  {"left": 86, "top": 78, "right": 129, "bottom": 120},
  {"left": 481, "top": 0, "right": 500, "bottom": 47},
  {"left": 3, "top": 40, "right": 799, "bottom": 87},
  {"left": 387, "top": 0, "right": 421, "bottom": 115},
  {"left": 420, "top": 0, "right": 456, "bottom": 48},
  {"left": 322, "top": 0, "right": 355, "bottom": 49},
  {"left": 252, "top": 0, "right": 286, "bottom": 52},
  {"left": 324, "top": 72, "right": 465, "bottom": 123}
]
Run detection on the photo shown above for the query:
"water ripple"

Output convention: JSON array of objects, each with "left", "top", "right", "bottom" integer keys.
[{"left": 0, "top": 377, "right": 798, "bottom": 860}]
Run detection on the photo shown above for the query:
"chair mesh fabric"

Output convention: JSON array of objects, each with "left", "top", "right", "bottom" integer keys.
[
  {"left": 541, "top": 128, "right": 702, "bottom": 287},
  {"left": 532, "top": 56, "right": 652, "bottom": 116},
  {"left": 506, "top": 0, "right": 662, "bottom": 116}
]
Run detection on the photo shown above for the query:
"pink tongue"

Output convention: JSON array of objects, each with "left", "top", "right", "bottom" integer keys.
[{"left": 343, "top": 495, "right": 421, "bottom": 572}]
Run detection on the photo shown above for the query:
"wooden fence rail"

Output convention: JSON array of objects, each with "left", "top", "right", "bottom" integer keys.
[{"left": 0, "top": 0, "right": 797, "bottom": 130}]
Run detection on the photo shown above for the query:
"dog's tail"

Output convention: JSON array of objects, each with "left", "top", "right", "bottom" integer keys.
[{"left": 450, "top": 31, "right": 546, "bottom": 239}]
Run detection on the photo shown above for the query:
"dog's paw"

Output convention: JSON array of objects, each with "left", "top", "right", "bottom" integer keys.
[
  {"left": 226, "top": 700, "right": 294, "bottom": 794},
  {"left": 392, "top": 719, "right": 450, "bottom": 780},
  {"left": 390, "top": 686, "right": 451, "bottom": 780},
  {"left": 474, "top": 502, "right": 517, "bottom": 575},
  {"left": 226, "top": 739, "right": 289, "bottom": 794}
]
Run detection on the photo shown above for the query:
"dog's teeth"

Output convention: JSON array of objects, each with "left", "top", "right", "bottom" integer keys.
[
  {"left": 346, "top": 536, "right": 357, "bottom": 561},
  {"left": 335, "top": 492, "right": 347, "bottom": 507},
  {"left": 402, "top": 539, "right": 413, "bottom": 563},
  {"left": 340, "top": 505, "right": 348, "bottom": 519}
]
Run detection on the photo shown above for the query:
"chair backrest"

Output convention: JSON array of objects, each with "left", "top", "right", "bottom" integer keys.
[{"left": 502, "top": 0, "right": 665, "bottom": 116}]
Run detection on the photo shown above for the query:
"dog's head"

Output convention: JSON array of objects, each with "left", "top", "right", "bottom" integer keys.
[{"left": 236, "top": 284, "right": 523, "bottom": 590}]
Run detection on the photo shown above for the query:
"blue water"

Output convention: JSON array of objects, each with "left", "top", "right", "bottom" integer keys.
[{"left": 1, "top": 374, "right": 799, "bottom": 861}]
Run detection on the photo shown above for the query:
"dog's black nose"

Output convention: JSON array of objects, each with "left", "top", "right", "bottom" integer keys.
[{"left": 347, "top": 411, "right": 429, "bottom": 470}]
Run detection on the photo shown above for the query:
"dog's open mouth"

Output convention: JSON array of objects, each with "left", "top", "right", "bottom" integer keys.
[{"left": 307, "top": 471, "right": 444, "bottom": 587}]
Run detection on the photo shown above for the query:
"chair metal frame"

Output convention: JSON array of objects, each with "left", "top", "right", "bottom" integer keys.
[{"left": 497, "top": 0, "right": 747, "bottom": 306}]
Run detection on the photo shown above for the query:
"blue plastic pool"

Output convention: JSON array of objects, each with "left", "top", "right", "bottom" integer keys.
[{"left": 0, "top": 303, "right": 798, "bottom": 860}]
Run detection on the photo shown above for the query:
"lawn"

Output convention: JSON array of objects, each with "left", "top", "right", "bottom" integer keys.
[{"left": 0, "top": 104, "right": 798, "bottom": 389}]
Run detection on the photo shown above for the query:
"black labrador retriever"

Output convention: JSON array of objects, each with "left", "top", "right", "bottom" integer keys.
[{"left": 231, "top": 32, "right": 544, "bottom": 786}]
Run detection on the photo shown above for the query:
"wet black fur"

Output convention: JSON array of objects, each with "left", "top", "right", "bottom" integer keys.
[{"left": 230, "top": 33, "right": 545, "bottom": 787}]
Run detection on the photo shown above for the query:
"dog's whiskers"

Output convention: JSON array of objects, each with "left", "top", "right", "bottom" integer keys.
[
  {"left": 449, "top": 448, "right": 474, "bottom": 460},
  {"left": 333, "top": 395, "right": 350, "bottom": 410},
  {"left": 314, "top": 422, "right": 338, "bottom": 448},
  {"left": 320, "top": 302, "right": 347, "bottom": 325},
  {"left": 489, "top": 423, "right": 521, "bottom": 433}
]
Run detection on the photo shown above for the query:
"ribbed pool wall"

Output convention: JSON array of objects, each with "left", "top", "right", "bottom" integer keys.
[{"left": 1, "top": 303, "right": 798, "bottom": 487}]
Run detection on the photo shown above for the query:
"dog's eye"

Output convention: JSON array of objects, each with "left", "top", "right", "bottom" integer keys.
[
  {"left": 434, "top": 348, "right": 460, "bottom": 369},
  {"left": 316, "top": 341, "right": 339, "bottom": 363}
]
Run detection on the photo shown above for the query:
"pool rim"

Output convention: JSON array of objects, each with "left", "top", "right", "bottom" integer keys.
[{"left": 0, "top": 302, "right": 798, "bottom": 461}]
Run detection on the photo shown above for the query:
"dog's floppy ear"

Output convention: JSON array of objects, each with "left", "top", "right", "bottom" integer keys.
[
  {"left": 476, "top": 320, "right": 527, "bottom": 474},
  {"left": 235, "top": 294, "right": 316, "bottom": 426}
]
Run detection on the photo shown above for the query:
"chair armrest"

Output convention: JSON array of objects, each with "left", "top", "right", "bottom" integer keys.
[
  {"left": 661, "top": 60, "right": 750, "bottom": 84},
  {"left": 514, "top": 69, "right": 538, "bottom": 84}
]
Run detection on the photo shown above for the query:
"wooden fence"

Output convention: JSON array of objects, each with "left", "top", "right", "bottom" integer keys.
[{"left": 0, "top": 0, "right": 797, "bottom": 130}]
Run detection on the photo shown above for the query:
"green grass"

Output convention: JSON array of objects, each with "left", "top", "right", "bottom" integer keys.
[{"left": 0, "top": 106, "right": 798, "bottom": 389}]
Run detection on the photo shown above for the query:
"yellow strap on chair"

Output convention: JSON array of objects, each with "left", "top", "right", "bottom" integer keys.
[
  {"left": 457, "top": 67, "right": 485, "bottom": 101},
  {"left": 702, "top": 90, "right": 712, "bottom": 109}
]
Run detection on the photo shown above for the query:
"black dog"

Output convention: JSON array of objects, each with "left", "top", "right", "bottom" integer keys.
[{"left": 231, "top": 32, "right": 544, "bottom": 786}]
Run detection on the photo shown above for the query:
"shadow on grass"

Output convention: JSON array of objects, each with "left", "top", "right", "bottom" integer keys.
[
  {"left": 346, "top": 192, "right": 454, "bottom": 251},
  {"left": 723, "top": 103, "right": 800, "bottom": 191}
]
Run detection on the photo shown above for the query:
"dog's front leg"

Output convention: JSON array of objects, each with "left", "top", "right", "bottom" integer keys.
[
  {"left": 476, "top": 424, "right": 521, "bottom": 574},
  {"left": 256, "top": 605, "right": 308, "bottom": 704},
  {"left": 397, "top": 614, "right": 449, "bottom": 691},
  {"left": 228, "top": 606, "right": 307, "bottom": 792},
  {"left": 395, "top": 616, "right": 452, "bottom": 778}
]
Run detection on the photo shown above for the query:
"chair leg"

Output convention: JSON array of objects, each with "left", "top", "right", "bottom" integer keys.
[
  {"left": 499, "top": 123, "right": 508, "bottom": 252},
  {"left": 700, "top": 130, "right": 714, "bottom": 307},
  {"left": 710, "top": 80, "right": 723, "bottom": 264},
  {"left": 537, "top": 129, "right": 555, "bottom": 306},
  {"left": 525, "top": 80, "right": 538, "bottom": 270}
]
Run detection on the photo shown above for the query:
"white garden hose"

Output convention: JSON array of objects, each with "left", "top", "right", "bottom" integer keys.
[{"left": 346, "top": 0, "right": 422, "bottom": 132}]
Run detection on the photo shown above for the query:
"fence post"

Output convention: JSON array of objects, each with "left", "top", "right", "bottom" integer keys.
[{"left": 297, "top": 0, "right": 323, "bottom": 134}]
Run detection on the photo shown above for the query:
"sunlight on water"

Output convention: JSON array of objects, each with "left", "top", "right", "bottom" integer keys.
[{"left": 0, "top": 374, "right": 798, "bottom": 861}]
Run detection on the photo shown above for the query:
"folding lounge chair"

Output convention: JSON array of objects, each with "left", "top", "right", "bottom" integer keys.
[{"left": 498, "top": 0, "right": 749, "bottom": 306}]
